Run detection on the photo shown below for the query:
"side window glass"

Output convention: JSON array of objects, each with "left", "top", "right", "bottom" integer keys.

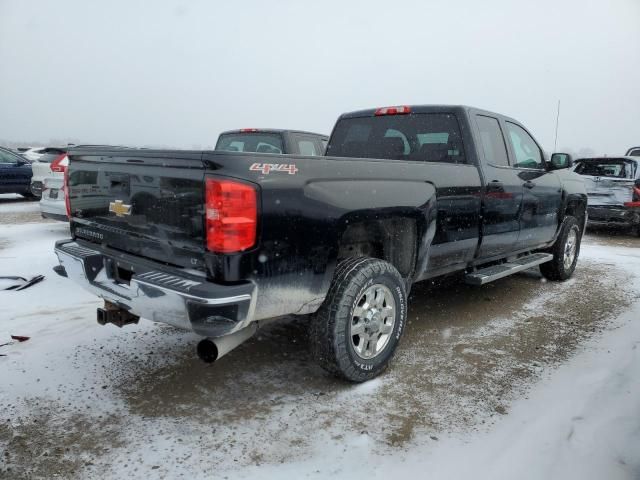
[
  {"left": 476, "top": 116, "right": 509, "bottom": 167},
  {"left": 505, "top": 122, "right": 544, "bottom": 169},
  {"left": 321, "top": 140, "right": 328, "bottom": 153},
  {"left": 225, "top": 141, "right": 244, "bottom": 152},
  {"left": 0, "top": 150, "right": 18, "bottom": 165},
  {"left": 383, "top": 129, "right": 410, "bottom": 155},
  {"left": 298, "top": 139, "right": 318, "bottom": 156}
]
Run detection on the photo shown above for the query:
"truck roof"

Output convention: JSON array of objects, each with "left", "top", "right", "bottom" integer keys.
[
  {"left": 338, "top": 104, "right": 520, "bottom": 124},
  {"left": 219, "top": 129, "right": 328, "bottom": 139}
]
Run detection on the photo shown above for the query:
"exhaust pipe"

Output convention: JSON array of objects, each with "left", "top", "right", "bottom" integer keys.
[
  {"left": 197, "top": 323, "right": 257, "bottom": 363},
  {"left": 97, "top": 301, "right": 139, "bottom": 328}
]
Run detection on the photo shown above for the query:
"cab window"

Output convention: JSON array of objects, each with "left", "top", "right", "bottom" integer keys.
[{"left": 505, "top": 122, "right": 544, "bottom": 169}]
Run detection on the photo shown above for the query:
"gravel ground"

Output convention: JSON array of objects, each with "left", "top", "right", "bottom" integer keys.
[{"left": 1, "top": 197, "right": 639, "bottom": 479}]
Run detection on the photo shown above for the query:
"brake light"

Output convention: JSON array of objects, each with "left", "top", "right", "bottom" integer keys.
[
  {"left": 205, "top": 178, "right": 257, "bottom": 253},
  {"left": 240, "top": 128, "right": 260, "bottom": 133},
  {"left": 374, "top": 106, "right": 411, "bottom": 116},
  {"left": 63, "top": 167, "right": 71, "bottom": 219},
  {"left": 50, "top": 154, "right": 69, "bottom": 173},
  {"left": 624, "top": 186, "right": 640, "bottom": 207}
]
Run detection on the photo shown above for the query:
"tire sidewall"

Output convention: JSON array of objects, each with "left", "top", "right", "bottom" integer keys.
[
  {"left": 558, "top": 220, "right": 581, "bottom": 278},
  {"left": 341, "top": 268, "right": 407, "bottom": 376}
]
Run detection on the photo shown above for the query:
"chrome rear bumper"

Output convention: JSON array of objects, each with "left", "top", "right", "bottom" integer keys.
[{"left": 54, "top": 240, "right": 256, "bottom": 337}]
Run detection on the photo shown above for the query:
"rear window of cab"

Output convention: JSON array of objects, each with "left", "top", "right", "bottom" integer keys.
[
  {"left": 216, "top": 133, "right": 284, "bottom": 154},
  {"left": 327, "top": 113, "right": 466, "bottom": 164}
]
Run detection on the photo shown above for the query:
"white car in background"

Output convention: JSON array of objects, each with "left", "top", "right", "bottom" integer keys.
[
  {"left": 19, "top": 147, "right": 47, "bottom": 162},
  {"left": 39, "top": 154, "right": 69, "bottom": 222},
  {"left": 29, "top": 147, "right": 67, "bottom": 198},
  {"left": 572, "top": 156, "right": 640, "bottom": 234}
]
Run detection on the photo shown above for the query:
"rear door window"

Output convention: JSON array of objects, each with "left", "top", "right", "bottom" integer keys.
[
  {"left": 328, "top": 113, "right": 466, "bottom": 163},
  {"left": 216, "top": 133, "right": 284, "bottom": 154},
  {"left": 475, "top": 115, "right": 509, "bottom": 167}
]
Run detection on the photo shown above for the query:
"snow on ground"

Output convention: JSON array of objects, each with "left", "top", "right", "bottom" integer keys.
[{"left": 1, "top": 202, "right": 639, "bottom": 479}]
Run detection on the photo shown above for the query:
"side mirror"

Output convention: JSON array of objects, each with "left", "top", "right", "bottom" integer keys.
[{"left": 550, "top": 153, "right": 573, "bottom": 170}]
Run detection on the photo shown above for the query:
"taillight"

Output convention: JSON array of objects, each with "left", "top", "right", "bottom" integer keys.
[
  {"left": 64, "top": 167, "right": 71, "bottom": 219},
  {"left": 374, "top": 106, "right": 411, "bottom": 116},
  {"left": 624, "top": 186, "right": 640, "bottom": 207},
  {"left": 50, "top": 154, "right": 68, "bottom": 173},
  {"left": 205, "top": 178, "right": 257, "bottom": 253}
]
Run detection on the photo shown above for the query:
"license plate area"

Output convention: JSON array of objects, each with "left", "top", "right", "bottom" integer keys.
[
  {"left": 105, "top": 258, "right": 135, "bottom": 286},
  {"left": 49, "top": 189, "right": 59, "bottom": 199}
]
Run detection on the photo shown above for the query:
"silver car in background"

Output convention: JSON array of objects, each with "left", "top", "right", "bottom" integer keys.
[{"left": 572, "top": 156, "right": 640, "bottom": 234}]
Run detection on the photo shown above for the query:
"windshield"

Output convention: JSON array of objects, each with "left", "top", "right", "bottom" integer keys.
[
  {"left": 216, "top": 133, "right": 284, "bottom": 154},
  {"left": 327, "top": 113, "right": 466, "bottom": 163},
  {"left": 574, "top": 159, "right": 636, "bottom": 179}
]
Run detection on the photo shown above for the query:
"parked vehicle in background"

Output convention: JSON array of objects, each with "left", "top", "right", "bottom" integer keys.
[
  {"left": 626, "top": 147, "right": 640, "bottom": 157},
  {"left": 216, "top": 129, "right": 328, "bottom": 156},
  {"left": 30, "top": 147, "right": 67, "bottom": 197},
  {"left": 0, "top": 146, "right": 34, "bottom": 197},
  {"left": 573, "top": 156, "right": 640, "bottom": 234},
  {"left": 55, "top": 105, "right": 585, "bottom": 382},
  {"left": 20, "top": 147, "right": 47, "bottom": 162},
  {"left": 39, "top": 153, "right": 69, "bottom": 221}
]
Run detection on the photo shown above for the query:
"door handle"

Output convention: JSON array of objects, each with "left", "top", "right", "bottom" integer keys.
[
  {"left": 487, "top": 180, "right": 504, "bottom": 191},
  {"left": 523, "top": 181, "right": 535, "bottom": 189}
]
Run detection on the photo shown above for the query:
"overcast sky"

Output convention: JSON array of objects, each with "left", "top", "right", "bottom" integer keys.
[{"left": 1, "top": 0, "right": 639, "bottom": 154}]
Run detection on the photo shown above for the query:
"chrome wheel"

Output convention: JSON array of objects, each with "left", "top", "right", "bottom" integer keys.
[
  {"left": 563, "top": 227, "right": 578, "bottom": 270},
  {"left": 350, "top": 284, "right": 396, "bottom": 359}
]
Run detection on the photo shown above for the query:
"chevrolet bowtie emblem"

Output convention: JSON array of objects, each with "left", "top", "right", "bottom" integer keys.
[{"left": 109, "top": 200, "right": 132, "bottom": 217}]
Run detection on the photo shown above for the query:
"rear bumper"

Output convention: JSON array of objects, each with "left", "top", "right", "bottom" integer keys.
[
  {"left": 54, "top": 239, "right": 257, "bottom": 337},
  {"left": 586, "top": 205, "right": 640, "bottom": 228}
]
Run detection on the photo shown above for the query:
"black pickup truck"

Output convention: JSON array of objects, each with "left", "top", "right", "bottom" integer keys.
[{"left": 54, "top": 105, "right": 587, "bottom": 382}]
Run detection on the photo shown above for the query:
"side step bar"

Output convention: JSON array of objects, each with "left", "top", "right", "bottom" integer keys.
[{"left": 465, "top": 253, "right": 553, "bottom": 286}]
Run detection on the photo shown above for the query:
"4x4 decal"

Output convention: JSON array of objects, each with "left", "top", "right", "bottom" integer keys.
[{"left": 250, "top": 163, "right": 298, "bottom": 175}]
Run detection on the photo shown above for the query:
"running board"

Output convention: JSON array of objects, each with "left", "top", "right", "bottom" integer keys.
[{"left": 465, "top": 253, "right": 553, "bottom": 286}]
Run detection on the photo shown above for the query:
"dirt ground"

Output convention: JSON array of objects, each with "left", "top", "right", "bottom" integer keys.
[{"left": 1, "top": 200, "right": 639, "bottom": 479}]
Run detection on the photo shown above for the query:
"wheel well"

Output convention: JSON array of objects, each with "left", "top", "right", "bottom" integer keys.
[
  {"left": 565, "top": 199, "right": 587, "bottom": 229},
  {"left": 337, "top": 218, "right": 417, "bottom": 278}
]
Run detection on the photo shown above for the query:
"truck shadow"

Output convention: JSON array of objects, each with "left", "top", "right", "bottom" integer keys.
[{"left": 108, "top": 261, "right": 632, "bottom": 449}]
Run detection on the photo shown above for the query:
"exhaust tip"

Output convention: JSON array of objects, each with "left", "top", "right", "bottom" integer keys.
[{"left": 196, "top": 339, "right": 219, "bottom": 363}]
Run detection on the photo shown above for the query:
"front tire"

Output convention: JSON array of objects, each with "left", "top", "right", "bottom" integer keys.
[
  {"left": 540, "top": 216, "right": 581, "bottom": 281},
  {"left": 310, "top": 257, "right": 407, "bottom": 382}
]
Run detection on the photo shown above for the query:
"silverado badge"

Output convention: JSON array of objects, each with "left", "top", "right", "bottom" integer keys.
[{"left": 109, "top": 200, "right": 132, "bottom": 217}]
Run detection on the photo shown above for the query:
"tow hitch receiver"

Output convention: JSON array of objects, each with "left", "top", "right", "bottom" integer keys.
[{"left": 97, "top": 301, "right": 140, "bottom": 328}]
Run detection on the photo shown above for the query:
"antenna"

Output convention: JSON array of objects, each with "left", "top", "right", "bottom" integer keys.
[{"left": 553, "top": 100, "right": 561, "bottom": 152}]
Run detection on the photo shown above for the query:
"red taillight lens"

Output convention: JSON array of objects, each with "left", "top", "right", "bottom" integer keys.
[
  {"left": 50, "top": 154, "right": 68, "bottom": 173},
  {"left": 63, "top": 167, "right": 71, "bottom": 219},
  {"left": 374, "top": 105, "right": 411, "bottom": 116},
  {"left": 624, "top": 186, "right": 640, "bottom": 207},
  {"left": 205, "top": 178, "right": 257, "bottom": 253}
]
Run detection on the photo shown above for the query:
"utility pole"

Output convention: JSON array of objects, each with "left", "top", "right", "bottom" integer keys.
[{"left": 553, "top": 100, "right": 561, "bottom": 152}]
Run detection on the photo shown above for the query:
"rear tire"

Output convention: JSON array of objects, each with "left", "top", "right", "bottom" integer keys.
[
  {"left": 310, "top": 257, "right": 407, "bottom": 382},
  {"left": 540, "top": 216, "right": 581, "bottom": 281}
]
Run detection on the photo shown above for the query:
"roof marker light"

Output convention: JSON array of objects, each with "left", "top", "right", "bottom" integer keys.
[{"left": 374, "top": 106, "right": 411, "bottom": 116}]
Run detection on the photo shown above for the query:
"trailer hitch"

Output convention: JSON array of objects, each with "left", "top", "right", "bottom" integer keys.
[{"left": 97, "top": 301, "right": 139, "bottom": 328}]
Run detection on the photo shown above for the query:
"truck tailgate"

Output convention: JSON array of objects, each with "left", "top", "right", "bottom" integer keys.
[{"left": 67, "top": 150, "right": 207, "bottom": 269}]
